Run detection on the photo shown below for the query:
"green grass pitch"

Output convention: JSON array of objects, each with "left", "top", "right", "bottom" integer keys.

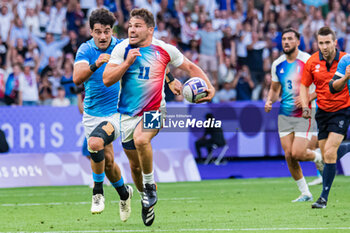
[{"left": 0, "top": 177, "right": 350, "bottom": 233}]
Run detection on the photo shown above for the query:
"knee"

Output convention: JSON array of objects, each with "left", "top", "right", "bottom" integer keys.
[
  {"left": 134, "top": 136, "right": 150, "bottom": 148},
  {"left": 324, "top": 148, "right": 337, "bottom": 163},
  {"left": 130, "top": 161, "right": 141, "bottom": 175},
  {"left": 291, "top": 150, "right": 304, "bottom": 161},
  {"left": 88, "top": 137, "right": 104, "bottom": 152}
]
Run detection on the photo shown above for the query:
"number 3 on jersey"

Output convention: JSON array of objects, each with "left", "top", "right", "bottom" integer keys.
[
  {"left": 138, "top": 66, "right": 150, "bottom": 79},
  {"left": 287, "top": 80, "right": 292, "bottom": 89}
]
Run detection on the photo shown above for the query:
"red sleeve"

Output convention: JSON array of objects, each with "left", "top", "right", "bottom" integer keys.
[{"left": 301, "top": 59, "right": 313, "bottom": 87}]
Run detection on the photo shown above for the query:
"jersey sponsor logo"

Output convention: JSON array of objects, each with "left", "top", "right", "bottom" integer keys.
[
  {"left": 143, "top": 111, "right": 162, "bottom": 129},
  {"left": 155, "top": 51, "right": 160, "bottom": 60},
  {"left": 102, "top": 122, "right": 114, "bottom": 136},
  {"left": 315, "top": 64, "right": 320, "bottom": 72}
]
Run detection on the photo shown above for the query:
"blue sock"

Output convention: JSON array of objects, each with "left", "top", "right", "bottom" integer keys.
[
  {"left": 111, "top": 177, "right": 124, "bottom": 188},
  {"left": 92, "top": 172, "right": 105, "bottom": 182},
  {"left": 337, "top": 143, "right": 350, "bottom": 160},
  {"left": 316, "top": 170, "right": 321, "bottom": 177},
  {"left": 320, "top": 163, "right": 336, "bottom": 201},
  {"left": 111, "top": 177, "right": 129, "bottom": 200},
  {"left": 92, "top": 172, "right": 105, "bottom": 195}
]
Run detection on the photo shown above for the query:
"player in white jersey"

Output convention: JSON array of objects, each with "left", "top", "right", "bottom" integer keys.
[
  {"left": 265, "top": 28, "right": 323, "bottom": 202},
  {"left": 103, "top": 8, "right": 215, "bottom": 226}
]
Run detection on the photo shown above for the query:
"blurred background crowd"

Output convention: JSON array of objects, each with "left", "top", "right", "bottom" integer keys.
[{"left": 0, "top": 0, "right": 347, "bottom": 106}]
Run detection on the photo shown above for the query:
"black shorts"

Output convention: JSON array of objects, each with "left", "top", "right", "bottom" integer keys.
[{"left": 315, "top": 107, "right": 350, "bottom": 140}]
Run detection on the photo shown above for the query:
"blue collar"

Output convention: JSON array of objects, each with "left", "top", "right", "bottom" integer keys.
[{"left": 90, "top": 36, "right": 117, "bottom": 51}]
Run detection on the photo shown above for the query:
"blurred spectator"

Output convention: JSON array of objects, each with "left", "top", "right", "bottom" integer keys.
[
  {"left": 236, "top": 21, "right": 252, "bottom": 66},
  {"left": 246, "top": 31, "right": 268, "bottom": 84},
  {"left": 0, "top": 37, "right": 8, "bottom": 67},
  {"left": 197, "top": 20, "right": 223, "bottom": 89},
  {"left": 24, "top": 7, "right": 40, "bottom": 36},
  {"left": 52, "top": 86, "right": 70, "bottom": 107},
  {"left": 41, "top": 56, "right": 58, "bottom": 78},
  {"left": 18, "top": 59, "right": 39, "bottom": 106},
  {"left": 31, "top": 32, "right": 69, "bottom": 71},
  {"left": 10, "top": 16, "right": 29, "bottom": 47},
  {"left": 218, "top": 56, "right": 235, "bottom": 85},
  {"left": 46, "top": 0, "right": 67, "bottom": 38},
  {"left": 259, "top": 72, "right": 272, "bottom": 101},
  {"left": 39, "top": 4, "right": 51, "bottom": 36},
  {"left": 63, "top": 30, "right": 80, "bottom": 57},
  {"left": 38, "top": 74, "right": 53, "bottom": 105},
  {"left": 4, "top": 63, "right": 21, "bottom": 105},
  {"left": 60, "top": 59, "right": 77, "bottom": 105},
  {"left": 135, "top": 0, "right": 161, "bottom": 21},
  {"left": 0, "top": 65, "right": 5, "bottom": 105},
  {"left": 0, "top": 4, "right": 13, "bottom": 41},
  {"left": 66, "top": 1, "right": 85, "bottom": 33},
  {"left": 221, "top": 25, "right": 236, "bottom": 67},
  {"left": 232, "top": 65, "right": 255, "bottom": 101},
  {"left": 87, "top": 0, "right": 108, "bottom": 19},
  {"left": 178, "top": 12, "right": 198, "bottom": 49},
  {"left": 215, "top": 81, "right": 236, "bottom": 102},
  {"left": 48, "top": 68, "right": 62, "bottom": 97}
]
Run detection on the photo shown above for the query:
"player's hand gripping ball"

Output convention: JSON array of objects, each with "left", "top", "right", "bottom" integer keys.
[{"left": 182, "top": 77, "right": 208, "bottom": 103}]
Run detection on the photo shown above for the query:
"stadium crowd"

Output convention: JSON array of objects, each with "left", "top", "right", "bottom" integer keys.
[{"left": 0, "top": 0, "right": 348, "bottom": 106}]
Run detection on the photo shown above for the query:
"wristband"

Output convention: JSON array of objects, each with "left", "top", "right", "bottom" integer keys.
[
  {"left": 90, "top": 63, "right": 98, "bottom": 72},
  {"left": 166, "top": 72, "right": 175, "bottom": 84}
]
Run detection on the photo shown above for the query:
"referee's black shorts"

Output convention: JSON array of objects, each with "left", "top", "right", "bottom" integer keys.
[{"left": 315, "top": 107, "right": 350, "bottom": 140}]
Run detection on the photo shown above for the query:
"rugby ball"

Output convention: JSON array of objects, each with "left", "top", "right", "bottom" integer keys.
[{"left": 182, "top": 77, "right": 208, "bottom": 103}]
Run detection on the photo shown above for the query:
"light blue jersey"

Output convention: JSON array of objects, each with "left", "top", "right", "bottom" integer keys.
[
  {"left": 335, "top": 54, "right": 350, "bottom": 95},
  {"left": 75, "top": 37, "right": 122, "bottom": 117}
]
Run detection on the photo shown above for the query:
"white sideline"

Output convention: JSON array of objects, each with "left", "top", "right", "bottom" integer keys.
[
  {"left": 1, "top": 197, "right": 197, "bottom": 207},
  {"left": 1, "top": 227, "right": 350, "bottom": 232}
]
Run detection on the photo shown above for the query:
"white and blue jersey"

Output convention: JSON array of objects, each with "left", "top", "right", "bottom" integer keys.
[
  {"left": 271, "top": 50, "right": 315, "bottom": 117},
  {"left": 335, "top": 54, "right": 350, "bottom": 95},
  {"left": 74, "top": 37, "right": 122, "bottom": 117}
]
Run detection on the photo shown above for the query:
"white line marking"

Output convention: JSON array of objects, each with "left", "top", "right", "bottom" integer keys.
[
  {"left": 0, "top": 197, "right": 197, "bottom": 207},
  {"left": 1, "top": 227, "right": 350, "bottom": 233}
]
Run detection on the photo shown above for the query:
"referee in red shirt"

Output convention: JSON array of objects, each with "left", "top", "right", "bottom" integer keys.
[{"left": 300, "top": 27, "right": 350, "bottom": 209}]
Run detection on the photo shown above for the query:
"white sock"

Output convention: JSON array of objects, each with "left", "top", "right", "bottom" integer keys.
[
  {"left": 313, "top": 149, "right": 322, "bottom": 163},
  {"left": 142, "top": 170, "right": 155, "bottom": 185},
  {"left": 296, "top": 177, "right": 311, "bottom": 196}
]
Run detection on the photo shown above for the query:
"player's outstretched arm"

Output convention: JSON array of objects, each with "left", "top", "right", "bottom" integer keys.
[
  {"left": 177, "top": 57, "right": 215, "bottom": 103},
  {"left": 103, "top": 48, "right": 141, "bottom": 87},
  {"left": 264, "top": 81, "right": 280, "bottom": 113}
]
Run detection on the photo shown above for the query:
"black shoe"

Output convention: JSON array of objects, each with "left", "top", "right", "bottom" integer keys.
[
  {"left": 142, "top": 183, "right": 157, "bottom": 208},
  {"left": 141, "top": 184, "right": 157, "bottom": 226},
  {"left": 141, "top": 204, "right": 155, "bottom": 226},
  {"left": 311, "top": 197, "right": 327, "bottom": 209}
]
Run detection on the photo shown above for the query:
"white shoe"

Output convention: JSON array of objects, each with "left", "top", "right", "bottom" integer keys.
[
  {"left": 314, "top": 148, "right": 324, "bottom": 174},
  {"left": 308, "top": 176, "right": 323, "bottom": 186},
  {"left": 91, "top": 194, "right": 105, "bottom": 214},
  {"left": 119, "top": 185, "right": 133, "bottom": 222},
  {"left": 291, "top": 194, "right": 313, "bottom": 202}
]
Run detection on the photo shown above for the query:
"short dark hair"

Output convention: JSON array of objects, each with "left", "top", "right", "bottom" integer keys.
[
  {"left": 317, "top": 26, "right": 336, "bottom": 41},
  {"left": 89, "top": 8, "right": 116, "bottom": 30},
  {"left": 281, "top": 28, "right": 300, "bottom": 40},
  {"left": 130, "top": 8, "right": 155, "bottom": 27}
]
